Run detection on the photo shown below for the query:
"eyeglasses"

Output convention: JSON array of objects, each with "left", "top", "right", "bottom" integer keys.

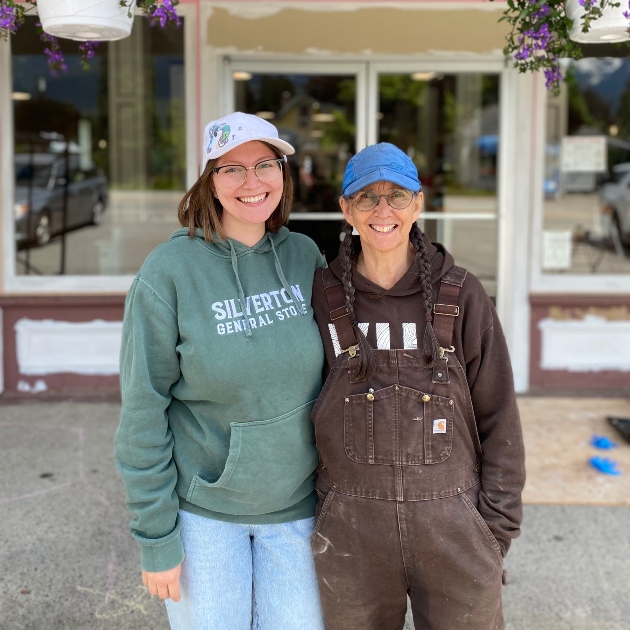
[
  {"left": 213, "top": 158, "right": 284, "bottom": 188},
  {"left": 348, "top": 189, "right": 416, "bottom": 212}
]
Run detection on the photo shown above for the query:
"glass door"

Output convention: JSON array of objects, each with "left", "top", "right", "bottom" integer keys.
[
  {"left": 371, "top": 68, "right": 500, "bottom": 300},
  {"left": 229, "top": 62, "right": 366, "bottom": 261}
]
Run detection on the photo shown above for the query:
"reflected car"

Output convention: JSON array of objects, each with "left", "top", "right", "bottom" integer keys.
[
  {"left": 599, "top": 162, "right": 630, "bottom": 245},
  {"left": 14, "top": 153, "right": 108, "bottom": 247}
]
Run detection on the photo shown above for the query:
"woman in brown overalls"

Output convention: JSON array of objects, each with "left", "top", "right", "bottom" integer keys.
[{"left": 310, "top": 143, "right": 526, "bottom": 629}]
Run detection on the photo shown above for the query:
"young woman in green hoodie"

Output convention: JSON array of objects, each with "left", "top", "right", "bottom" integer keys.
[{"left": 115, "top": 112, "right": 326, "bottom": 629}]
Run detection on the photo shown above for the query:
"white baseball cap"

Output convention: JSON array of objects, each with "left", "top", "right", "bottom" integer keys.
[{"left": 202, "top": 112, "right": 295, "bottom": 172}]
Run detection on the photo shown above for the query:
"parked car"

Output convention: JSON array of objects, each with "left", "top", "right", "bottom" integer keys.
[
  {"left": 14, "top": 152, "right": 108, "bottom": 247},
  {"left": 599, "top": 162, "right": 630, "bottom": 247}
]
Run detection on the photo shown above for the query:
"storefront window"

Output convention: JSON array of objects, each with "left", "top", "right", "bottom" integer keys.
[
  {"left": 12, "top": 16, "right": 185, "bottom": 276},
  {"left": 543, "top": 56, "right": 630, "bottom": 274}
]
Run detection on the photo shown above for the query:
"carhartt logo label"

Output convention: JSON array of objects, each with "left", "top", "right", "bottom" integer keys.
[{"left": 433, "top": 419, "right": 447, "bottom": 434}]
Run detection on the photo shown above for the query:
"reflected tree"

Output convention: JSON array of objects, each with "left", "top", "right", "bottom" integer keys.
[
  {"left": 13, "top": 95, "right": 81, "bottom": 144},
  {"left": 566, "top": 71, "right": 610, "bottom": 135}
]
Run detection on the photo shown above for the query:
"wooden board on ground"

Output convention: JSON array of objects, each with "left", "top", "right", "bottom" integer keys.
[{"left": 518, "top": 397, "right": 630, "bottom": 506}]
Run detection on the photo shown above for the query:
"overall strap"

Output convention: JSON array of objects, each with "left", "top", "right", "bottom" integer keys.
[
  {"left": 433, "top": 265, "right": 468, "bottom": 350},
  {"left": 321, "top": 268, "right": 359, "bottom": 357},
  {"left": 432, "top": 265, "right": 483, "bottom": 465}
]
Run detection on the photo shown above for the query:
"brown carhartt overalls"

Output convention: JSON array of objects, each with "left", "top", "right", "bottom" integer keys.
[{"left": 311, "top": 267, "right": 504, "bottom": 630}]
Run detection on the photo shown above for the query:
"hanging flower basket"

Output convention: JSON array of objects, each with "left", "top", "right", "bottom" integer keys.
[
  {"left": 491, "top": 0, "right": 630, "bottom": 94},
  {"left": 37, "top": 0, "right": 135, "bottom": 41},
  {"left": 1, "top": 0, "right": 180, "bottom": 74},
  {"left": 566, "top": 0, "right": 630, "bottom": 42}
]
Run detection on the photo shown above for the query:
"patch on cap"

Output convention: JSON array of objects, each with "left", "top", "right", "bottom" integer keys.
[{"left": 206, "top": 122, "right": 243, "bottom": 157}]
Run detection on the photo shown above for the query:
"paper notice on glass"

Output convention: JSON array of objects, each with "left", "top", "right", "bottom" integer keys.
[
  {"left": 561, "top": 136, "right": 607, "bottom": 172},
  {"left": 542, "top": 230, "right": 572, "bottom": 270}
]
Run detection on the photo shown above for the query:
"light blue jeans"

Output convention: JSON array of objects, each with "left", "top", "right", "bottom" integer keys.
[{"left": 165, "top": 510, "right": 325, "bottom": 630}]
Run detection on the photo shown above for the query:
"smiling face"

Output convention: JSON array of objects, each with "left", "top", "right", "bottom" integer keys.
[
  {"left": 211, "top": 140, "right": 284, "bottom": 245},
  {"left": 340, "top": 180, "right": 423, "bottom": 260}
]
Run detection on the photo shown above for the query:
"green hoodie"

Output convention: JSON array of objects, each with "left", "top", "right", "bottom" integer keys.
[{"left": 115, "top": 227, "right": 326, "bottom": 573}]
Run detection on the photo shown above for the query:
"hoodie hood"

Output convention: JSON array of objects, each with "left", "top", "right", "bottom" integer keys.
[
  {"left": 168, "top": 225, "right": 290, "bottom": 257},
  {"left": 328, "top": 233, "right": 455, "bottom": 297}
]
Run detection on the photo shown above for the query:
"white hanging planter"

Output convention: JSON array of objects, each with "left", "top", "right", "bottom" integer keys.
[
  {"left": 566, "top": 0, "right": 630, "bottom": 43},
  {"left": 37, "top": 0, "right": 135, "bottom": 42}
]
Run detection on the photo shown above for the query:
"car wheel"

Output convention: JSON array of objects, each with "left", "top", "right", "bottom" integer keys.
[
  {"left": 34, "top": 212, "right": 52, "bottom": 246},
  {"left": 91, "top": 199, "right": 105, "bottom": 226}
]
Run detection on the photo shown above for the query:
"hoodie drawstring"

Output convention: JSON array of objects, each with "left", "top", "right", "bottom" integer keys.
[
  {"left": 229, "top": 243, "right": 253, "bottom": 338},
  {"left": 228, "top": 234, "right": 304, "bottom": 339},
  {"left": 267, "top": 233, "right": 306, "bottom": 317}
]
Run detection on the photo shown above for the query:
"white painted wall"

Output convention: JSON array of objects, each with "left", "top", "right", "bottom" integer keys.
[
  {"left": 539, "top": 315, "right": 630, "bottom": 372},
  {"left": 15, "top": 319, "right": 122, "bottom": 376}
]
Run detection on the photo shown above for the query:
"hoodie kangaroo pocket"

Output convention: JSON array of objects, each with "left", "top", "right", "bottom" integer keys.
[{"left": 186, "top": 400, "right": 318, "bottom": 516}]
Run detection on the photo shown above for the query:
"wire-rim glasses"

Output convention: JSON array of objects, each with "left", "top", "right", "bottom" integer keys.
[
  {"left": 213, "top": 158, "right": 284, "bottom": 188},
  {"left": 348, "top": 189, "right": 416, "bottom": 212}
]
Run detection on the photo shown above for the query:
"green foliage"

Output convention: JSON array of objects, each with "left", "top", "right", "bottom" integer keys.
[
  {"left": 321, "top": 110, "right": 355, "bottom": 152},
  {"left": 490, "top": 0, "right": 624, "bottom": 94},
  {"left": 379, "top": 75, "right": 427, "bottom": 105}
]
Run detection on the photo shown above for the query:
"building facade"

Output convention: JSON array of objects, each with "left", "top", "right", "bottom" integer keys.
[{"left": 1, "top": 0, "right": 629, "bottom": 398}]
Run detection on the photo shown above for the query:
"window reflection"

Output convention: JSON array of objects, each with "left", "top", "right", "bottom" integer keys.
[
  {"left": 544, "top": 57, "right": 630, "bottom": 274},
  {"left": 12, "top": 16, "right": 185, "bottom": 275},
  {"left": 234, "top": 73, "right": 355, "bottom": 260},
  {"left": 378, "top": 73, "right": 499, "bottom": 298}
]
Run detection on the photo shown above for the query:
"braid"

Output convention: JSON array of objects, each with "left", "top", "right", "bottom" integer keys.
[
  {"left": 410, "top": 224, "right": 441, "bottom": 365},
  {"left": 340, "top": 223, "right": 357, "bottom": 324},
  {"left": 339, "top": 223, "right": 378, "bottom": 381}
]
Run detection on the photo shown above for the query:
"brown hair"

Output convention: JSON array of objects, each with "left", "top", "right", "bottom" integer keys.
[
  {"left": 177, "top": 143, "right": 293, "bottom": 241},
  {"left": 338, "top": 221, "right": 440, "bottom": 381}
]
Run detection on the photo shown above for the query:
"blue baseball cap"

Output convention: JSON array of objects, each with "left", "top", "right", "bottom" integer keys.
[{"left": 342, "top": 143, "right": 421, "bottom": 197}]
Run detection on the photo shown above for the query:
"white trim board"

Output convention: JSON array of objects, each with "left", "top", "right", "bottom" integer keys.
[
  {"left": 539, "top": 315, "right": 630, "bottom": 372},
  {"left": 15, "top": 318, "right": 122, "bottom": 376}
]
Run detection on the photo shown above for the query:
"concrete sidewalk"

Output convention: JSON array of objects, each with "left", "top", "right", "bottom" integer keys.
[{"left": 1, "top": 399, "right": 629, "bottom": 630}]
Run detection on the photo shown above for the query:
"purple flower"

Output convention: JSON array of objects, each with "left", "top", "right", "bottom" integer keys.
[
  {"left": 37, "top": 23, "right": 67, "bottom": 75},
  {"left": 149, "top": 0, "right": 181, "bottom": 28},
  {"left": 521, "top": 20, "right": 551, "bottom": 56},
  {"left": 533, "top": 5, "right": 550, "bottom": 19},
  {"left": 43, "top": 47, "right": 67, "bottom": 75},
  {"left": 0, "top": 4, "right": 19, "bottom": 34},
  {"left": 79, "top": 40, "right": 100, "bottom": 60},
  {"left": 544, "top": 64, "right": 563, "bottom": 91}
]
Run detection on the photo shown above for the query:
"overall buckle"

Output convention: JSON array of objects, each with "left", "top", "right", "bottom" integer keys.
[
  {"left": 340, "top": 344, "right": 359, "bottom": 358},
  {"left": 433, "top": 304, "right": 459, "bottom": 317}
]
